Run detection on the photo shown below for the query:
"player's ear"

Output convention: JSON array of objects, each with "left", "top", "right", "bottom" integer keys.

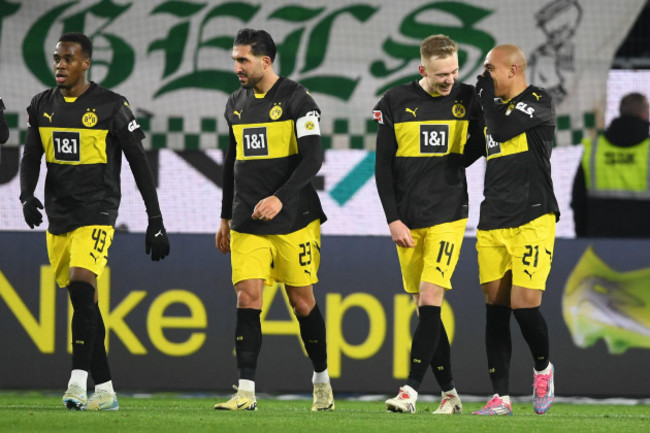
[
  {"left": 418, "top": 64, "right": 426, "bottom": 78},
  {"left": 82, "top": 57, "right": 91, "bottom": 71}
]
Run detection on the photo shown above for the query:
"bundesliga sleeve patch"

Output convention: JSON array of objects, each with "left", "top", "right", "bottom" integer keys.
[
  {"left": 296, "top": 113, "right": 321, "bottom": 138},
  {"left": 372, "top": 110, "right": 384, "bottom": 124}
]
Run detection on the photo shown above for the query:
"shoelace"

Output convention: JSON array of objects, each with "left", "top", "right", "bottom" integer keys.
[
  {"left": 439, "top": 396, "right": 454, "bottom": 407},
  {"left": 485, "top": 396, "right": 504, "bottom": 408},
  {"left": 534, "top": 373, "right": 550, "bottom": 398},
  {"left": 229, "top": 385, "right": 247, "bottom": 401}
]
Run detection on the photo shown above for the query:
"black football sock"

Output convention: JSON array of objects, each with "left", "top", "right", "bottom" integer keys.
[
  {"left": 431, "top": 322, "right": 455, "bottom": 392},
  {"left": 485, "top": 304, "right": 512, "bottom": 396},
  {"left": 90, "top": 304, "right": 111, "bottom": 385},
  {"left": 235, "top": 308, "right": 262, "bottom": 381},
  {"left": 68, "top": 281, "right": 98, "bottom": 372},
  {"left": 297, "top": 304, "right": 328, "bottom": 373},
  {"left": 406, "top": 306, "right": 441, "bottom": 392},
  {"left": 513, "top": 307, "right": 550, "bottom": 371}
]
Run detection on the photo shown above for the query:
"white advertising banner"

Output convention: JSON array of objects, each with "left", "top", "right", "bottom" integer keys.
[{"left": 0, "top": 146, "right": 583, "bottom": 237}]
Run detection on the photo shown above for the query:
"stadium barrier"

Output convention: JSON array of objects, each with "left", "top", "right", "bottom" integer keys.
[{"left": 1, "top": 232, "right": 649, "bottom": 397}]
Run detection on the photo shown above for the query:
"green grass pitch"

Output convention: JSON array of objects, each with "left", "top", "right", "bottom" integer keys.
[{"left": 1, "top": 392, "right": 648, "bottom": 433}]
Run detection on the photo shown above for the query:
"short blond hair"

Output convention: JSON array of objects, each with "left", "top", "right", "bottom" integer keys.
[{"left": 420, "top": 34, "right": 458, "bottom": 62}]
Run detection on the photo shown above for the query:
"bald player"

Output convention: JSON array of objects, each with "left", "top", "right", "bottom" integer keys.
[{"left": 468, "top": 45, "right": 559, "bottom": 416}]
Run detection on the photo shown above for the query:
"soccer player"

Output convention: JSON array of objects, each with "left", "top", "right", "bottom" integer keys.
[
  {"left": 214, "top": 28, "right": 333, "bottom": 412},
  {"left": 0, "top": 95, "right": 8, "bottom": 144},
  {"left": 19, "top": 32, "right": 170, "bottom": 411},
  {"left": 373, "top": 35, "right": 484, "bottom": 414},
  {"left": 471, "top": 44, "right": 558, "bottom": 416}
]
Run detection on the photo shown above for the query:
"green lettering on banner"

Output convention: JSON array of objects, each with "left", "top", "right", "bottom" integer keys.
[
  {"left": 0, "top": 0, "right": 20, "bottom": 48},
  {"left": 288, "top": 4, "right": 378, "bottom": 100},
  {"left": 371, "top": 1, "right": 495, "bottom": 96},
  {"left": 150, "top": 1, "right": 258, "bottom": 97},
  {"left": 329, "top": 151, "right": 375, "bottom": 206},
  {"left": 270, "top": 5, "right": 324, "bottom": 78},
  {"left": 23, "top": 0, "right": 135, "bottom": 88}
]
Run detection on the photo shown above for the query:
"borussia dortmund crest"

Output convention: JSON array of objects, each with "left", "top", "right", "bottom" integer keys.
[
  {"left": 452, "top": 103, "right": 466, "bottom": 118},
  {"left": 270, "top": 104, "right": 283, "bottom": 120},
  {"left": 82, "top": 109, "right": 98, "bottom": 127}
]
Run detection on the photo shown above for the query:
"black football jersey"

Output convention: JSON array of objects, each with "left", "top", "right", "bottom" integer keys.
[
  {"left": 479, "top": 85, "right": 560, "bottom": 230},
  {"left": 373, "top": 81, "right": 483, "bottom": 229},
  {"left": 25, "top": 83, "right": 146, "bottom": 234},
  {"left": 222, "top": 77, "right": 326, "bottom": 234}
]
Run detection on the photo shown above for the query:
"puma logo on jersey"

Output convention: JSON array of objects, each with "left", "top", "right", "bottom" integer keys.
[
  {"left": 43, "top": 112, "right": 54, "bottom": 123},
  {"left": 234, "top": 110, "right": 243, "bottom": 119},
  {"left": 532, "top": 92, "right": 542, "bottom": 101},
  {"left": 405, "top": 107, "right": 418, "bottom": 118}
]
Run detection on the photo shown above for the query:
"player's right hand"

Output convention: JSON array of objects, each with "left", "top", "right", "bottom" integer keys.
[
  {"left": 215, "top": 218, "right": 231, "bottom": 254},
  {"left": 21, "top": 196, "right": 43, "bottom": 229},
  {"left": 475, "top": 71, "right": 495, "bottom": 103}
]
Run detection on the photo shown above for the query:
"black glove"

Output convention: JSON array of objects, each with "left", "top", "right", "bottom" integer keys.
[
  {"left": 145, "top": 217, "right": 170, "bottom": 261},
  {"left": 22, "top": 196, "right": 43, "bottom": 229},
  {"left": 475, "top": 71, "right": 495, "bottom": 106}
]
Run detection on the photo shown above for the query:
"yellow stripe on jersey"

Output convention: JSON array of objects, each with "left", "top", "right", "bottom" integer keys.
[
  {"left": 486, "top": 132, "right": 529, "bottom": 161},
  {"left": 233, "top": 120, "right": 298, "bottom": 160},
  {"left": 40, "top": 127, "right": 109, "bottom": 165},
  {"left": 394, "top": 120, "right": 469, "bottom": 157}
]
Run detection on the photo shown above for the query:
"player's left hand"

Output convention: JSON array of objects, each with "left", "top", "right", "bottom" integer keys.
[
  {"left": 475, "top": 70, "right": 495, "bottom": 103},
  {"left": 252, "top": 196, "right": 283, "bottom": 221},
  {"left": 145, "top": 216, "right": 170, "bottom": 261},
  {"left": 21, "top": 196, "right": 43, "bottom": 229}
]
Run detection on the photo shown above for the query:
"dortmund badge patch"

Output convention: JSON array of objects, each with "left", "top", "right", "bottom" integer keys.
[
  {"left": 269, "top": 104, "right": 283, "bottom": 120},
  {"left": 82, "top": 109, "right": 98, "bottom": 127},
  {"left": 452, "top": 103, "right": 466, "bottom": 118}
]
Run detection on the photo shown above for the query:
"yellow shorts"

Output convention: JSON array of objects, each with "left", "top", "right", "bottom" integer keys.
[
  {"left": 46, "top": 225, "right": 114, "bottom": 288},
  {"left": 396, "top": 218, "right": 467, "bottom": 293},
  {"left": 230, "top": 219, "right": 321, "bottom": 287},
  {"left": 476, "top": 213, "right": 556, "bottom": 290}
]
